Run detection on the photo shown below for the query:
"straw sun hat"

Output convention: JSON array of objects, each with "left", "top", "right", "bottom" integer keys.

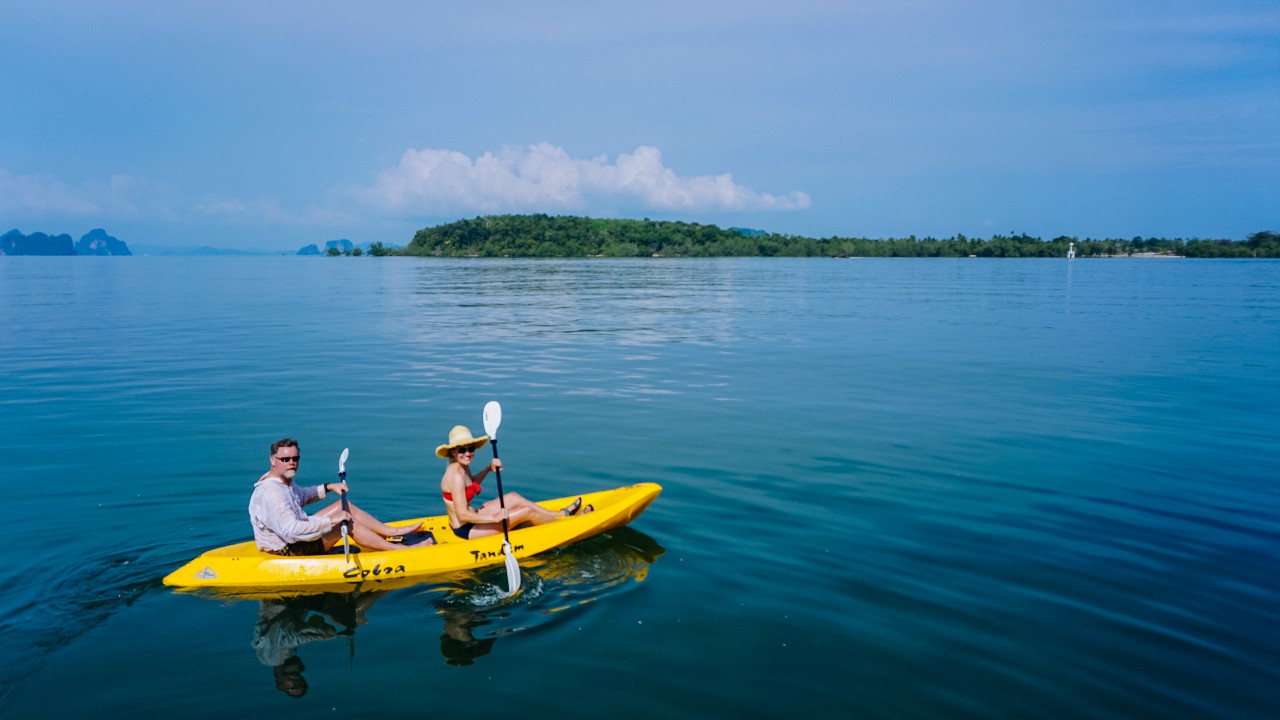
[{"left": 435, "top": 425, "right": 489, "bottom": 459}]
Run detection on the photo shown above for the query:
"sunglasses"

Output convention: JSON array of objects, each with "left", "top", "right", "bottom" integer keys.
[
  {"left": 454, "top": 446, "right": 478, "bottom": 454},
  {"left": 275, "top": 455, "right": 301, "bottom": 463}
]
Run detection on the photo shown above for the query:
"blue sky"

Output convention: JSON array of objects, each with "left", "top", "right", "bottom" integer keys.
[{"left": 3, "top": 0, "right": 1277, "bottom": 251}]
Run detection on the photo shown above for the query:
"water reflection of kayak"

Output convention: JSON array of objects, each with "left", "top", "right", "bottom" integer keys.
[
  {"left": 435, "top": 526, "right": 668, "bottom": 665},
  {"left": 239, "top": 527, "right": 667, "bottom": 675},
  {"left": 163, "top": 483, "right": 661, "bottom": 596}
]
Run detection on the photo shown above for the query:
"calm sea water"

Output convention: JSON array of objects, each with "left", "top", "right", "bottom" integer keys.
[{"left": 1, "top": 256, "right": 1276, "bottom": 719}]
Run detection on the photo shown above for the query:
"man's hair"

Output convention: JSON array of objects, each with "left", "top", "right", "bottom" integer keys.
[{"left": 270, "top": 438, "right": 298, "bottom": 456}]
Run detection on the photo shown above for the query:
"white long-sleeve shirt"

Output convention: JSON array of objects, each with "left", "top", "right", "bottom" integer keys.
[{"left": 248, "top": 473, "right": 334, "bottom": 552}]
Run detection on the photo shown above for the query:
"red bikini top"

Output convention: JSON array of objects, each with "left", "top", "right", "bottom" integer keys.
[{"left": 442, "top": 481, "right": 482, "bottom": 503}]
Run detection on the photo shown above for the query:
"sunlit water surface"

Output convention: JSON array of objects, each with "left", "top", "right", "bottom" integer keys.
[{"left": 1, "top": 257, "right": 1276, "bottom": 719}]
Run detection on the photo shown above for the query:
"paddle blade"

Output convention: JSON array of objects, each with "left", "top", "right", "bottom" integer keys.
[
  {"left": 483, "top": 401, "right": 502, "bottom": 439},
  {"left": 338, "top": 447, "right": 349, "bottom": 475},
  {"left": 503, "top": 540, "right": 521, "bottom": 595}
]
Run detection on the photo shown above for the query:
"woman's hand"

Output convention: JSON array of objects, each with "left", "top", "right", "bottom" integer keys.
[{"left": 490, "top": 458, "right": 503, "bottom": 473}]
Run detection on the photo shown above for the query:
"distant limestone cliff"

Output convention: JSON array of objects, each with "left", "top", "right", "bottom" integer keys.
[
  {"left": 1, "top": 228, "right": 132, "bottom": 256},
  {"left": 297, "top": 239, "right": 355, "bottom": 255},
  {"left": 75, "top": 228, "right": 132, "bottom": 255},
  {"left": 297, "top": 239, "right": 397, "bottom": 256}
]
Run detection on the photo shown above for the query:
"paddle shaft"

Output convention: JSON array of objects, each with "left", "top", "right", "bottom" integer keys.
[
  {"left": 482, "top": 400, "right": 521, "bottom": 595},
  {"left": 490, "top": 438, "right": 512, "bottom": 542},
  {"left": 338, "top": 471, "right": 351, "bottom": 561}
]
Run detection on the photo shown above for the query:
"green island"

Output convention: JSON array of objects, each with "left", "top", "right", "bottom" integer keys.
[{"left": 369, "top": 215, "right": 1278, "bottom": 259}]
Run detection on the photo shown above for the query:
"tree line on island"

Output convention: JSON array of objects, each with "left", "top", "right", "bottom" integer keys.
[
  {"left": 360, "top": 215, "right": 1276, "bottom": 259},
  {"left": 6, "top": 217, "right": 1275, "bottom": 258}
]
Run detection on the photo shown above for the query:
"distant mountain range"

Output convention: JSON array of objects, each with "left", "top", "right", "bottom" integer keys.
[
  {"left": 1, "top": 228, "right": 132, "bottom": 256},
  {"left": 129, "top": 245, "right": 286, "bottom": 256},
  {"left": 1, "top": 229, "right": 399, "bottom": 256}
]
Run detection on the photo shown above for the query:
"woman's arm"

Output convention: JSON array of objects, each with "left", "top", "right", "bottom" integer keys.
[{"left": 469, "top": 457, "right": 500, "bottom": 484}]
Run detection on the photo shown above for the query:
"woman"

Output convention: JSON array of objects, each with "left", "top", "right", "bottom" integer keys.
[{"left": 437, "top": 425, "right": 589, "bottom": 540}]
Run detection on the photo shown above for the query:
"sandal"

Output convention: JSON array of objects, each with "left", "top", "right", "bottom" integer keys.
[{"left": 561, "top": 497, "right": 583, "bottom": 516}]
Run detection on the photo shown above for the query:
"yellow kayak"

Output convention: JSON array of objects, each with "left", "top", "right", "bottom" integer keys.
[{"left": 163, "top": 483, "right": 661, "bottom": 595}]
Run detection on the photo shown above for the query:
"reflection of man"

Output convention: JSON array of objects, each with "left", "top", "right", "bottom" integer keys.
[
  {"left": 252, "top": 598, "right": 342, "bottom": 698},
  {"left": 251, "top": 592, "right": 385, "bottom": 697},
  {"left": 273, "top": 657, "right": 309, "bottom": 698}
]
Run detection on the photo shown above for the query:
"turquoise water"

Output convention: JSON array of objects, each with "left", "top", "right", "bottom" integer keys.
[{"left": 1, "top": 256, "right": 1277, "bottom": 719}]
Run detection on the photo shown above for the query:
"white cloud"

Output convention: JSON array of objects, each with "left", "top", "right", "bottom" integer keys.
[
  {"left": 0, "top": 169, "right": 140, "bottom": 217},
  {"left": 357, "top": 143, "right": 811, "bottom": 215},
  {"left": 0, "top": 165, "right": 360, "bottom": 231}
]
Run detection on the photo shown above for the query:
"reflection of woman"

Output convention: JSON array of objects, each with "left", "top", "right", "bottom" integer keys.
[
  {"left": 437, "top": 425, "right": 589, "bottom": 540},
  {"left": 439, "top": 609, "right": 497, "bottom": 666}
]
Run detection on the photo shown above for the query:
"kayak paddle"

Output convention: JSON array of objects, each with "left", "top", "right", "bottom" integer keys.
[
  {"left": 483, "top": 401, "right": 521, "bottom": 595},
  {"left": 337, "top": 447, "right": 351, "bottom": 565}
]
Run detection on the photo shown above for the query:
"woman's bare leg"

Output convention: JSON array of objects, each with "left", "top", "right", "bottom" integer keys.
[
  {"left": 320, "top": 522, "right": 430, "bottom": 552},
  {"left": 318, "top": 501, "right": 422, "bottom": 536},
  {"left": 350, "top": 523, "right": 424, "bottom": 550},
  {"left": 478, "top": 493, "right": 562, "bottom": 525}
]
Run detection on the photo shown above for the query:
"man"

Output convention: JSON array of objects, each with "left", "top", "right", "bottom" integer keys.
[{"left": 249, "top": 438, "right": 429, "bottom": 555}]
